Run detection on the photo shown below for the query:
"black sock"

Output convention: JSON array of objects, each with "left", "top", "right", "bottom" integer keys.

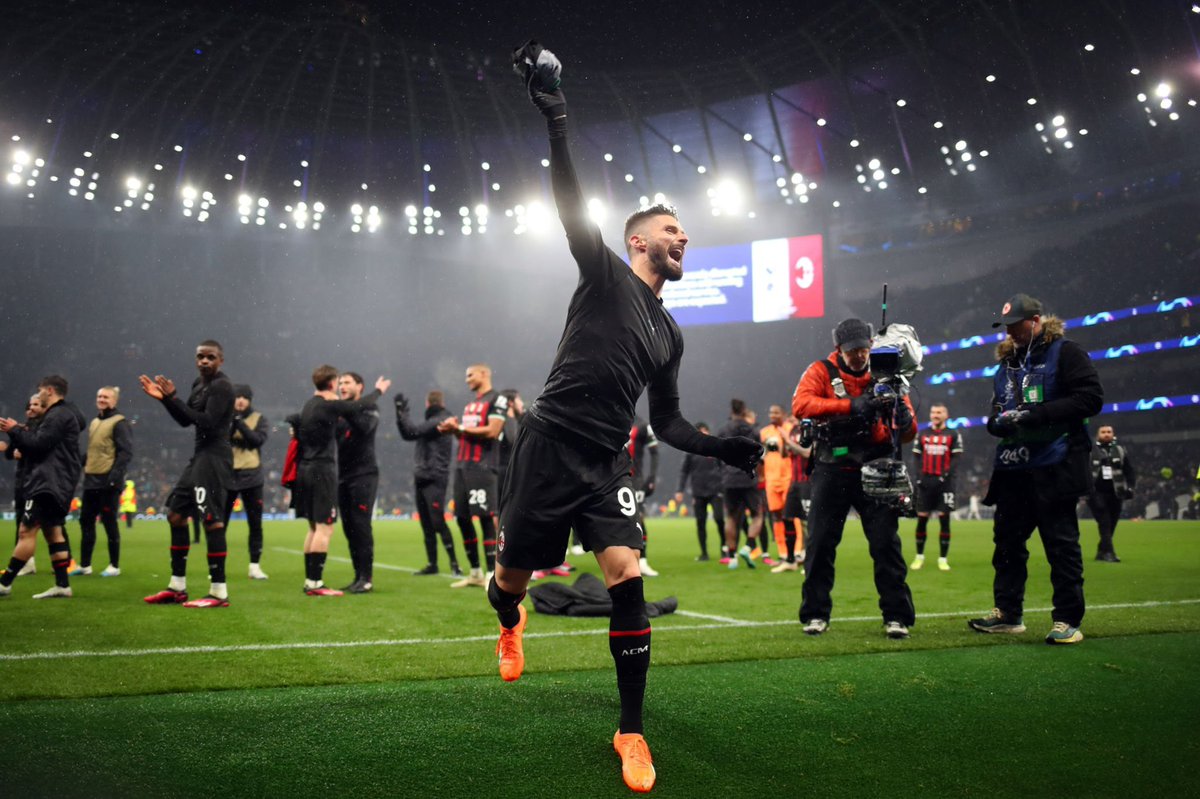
[
  {"left": 487, "top": 576, "right": 525, "bottom": 629},
  {"left": 939, "top": 518, "right": 951, "bottom": 557},
  {"left": 206, "top": 527, "right": 227, "bottom": 583},
  {"left": 608, "top": 577, "right": 651, "bottom": 735},
  {"left": 1, "top": 557, "right": 25, "bottom": 586},
  {"left": 785, "top": 532, "right": 797, "bottom": 562},
  {"left": 695, "top": 521, "right": 707, "bottom": 556},
  {"left": 51, "top": 553, "right": 71, "bottom": 588},
  {"left": 170, "top": 525, "right": 190, "bottom": 577},
  {"left": 480, "top": 516, "right": 498, "bottom": 572},
  {"left": 459, "top": 520, "right": 480, "bottom": 569},
  {"left": 423, "top": 530, "right": 438, "bottom": 566},
  {"left": 314, "top": 552, "right": 328, "bottom": 582},
  {"left": 915, "top": 516, "right": 928, "bottom": 555},
  {"left": 304, "top": 552, "right": 322, "bottom": 582}
]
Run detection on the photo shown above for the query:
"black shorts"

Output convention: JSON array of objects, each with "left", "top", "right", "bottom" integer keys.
[
  {"left": 497, "top": 424, "right": 641, "bottom": 570},
  {"left": 22, "top": 493, "right": 68, "bottom": 529},
  {"left": 783, "top": 481, "right": 809, "bottom": 521},
  {"left": 292, "top": 462, "right": 338, "bottom": 525},
  {"left": 454, "top": 468, "right": 498, "bottom": 516},
  {"left": 916, "top": 477, "right": 955, "bottom": 514},
  {"left": 166, "top": 456, "right": 230, "bottom": 525},
  {"left": 724, "top": 485, "right": 764, "bottom": 517}
]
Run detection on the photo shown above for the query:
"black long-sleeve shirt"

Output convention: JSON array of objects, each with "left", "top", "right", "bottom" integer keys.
[
  {"left": 7, "top": 399, "right": 86, "bottom": 507},
  {"left": 161, "top": 372, "right": 235, "bottom": 463},
  {"left": 336, "top": 404, "right": 380, "bottom": 484},
  {"left": 396, "top": 404, "right": 453, "bottom": 482},
  {"left": 522, "top": 122, "right": 719, "bottom": 461},
  {"left": 296, "top": 390, "right": 380, "bottom": 466}
]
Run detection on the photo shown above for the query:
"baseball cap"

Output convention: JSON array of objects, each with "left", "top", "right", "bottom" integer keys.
[{"left": 991, "top": 294, "right": 1043, "bottom": 328}]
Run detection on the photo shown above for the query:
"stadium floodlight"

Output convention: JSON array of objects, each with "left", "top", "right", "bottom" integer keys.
[
  {"left": 743, "top": 133, "right": 753, "bottom": 141},
  {"left": 428, "top": 184, "right": 437, "bottom": 192},
  {"left": 492, "top": 182, "right": 501, "bottom": 190},
  {"left": 986, "top": 74, "right": 996, "bottom": 82},
  {"left": 474, "top": 204, "right": 488, "bottom": 218},
  {"left": 933, "top": 120, "right": 943, "bottom": 129},
  {"left": 708, "top": 179, "right": 743, "bottom": 216},
  {"left": 481, "top": 161, "right": 491, "bottom": 170},
  {"left": 896, "top": 98, "right": 906, "bottom": 107},
  {"left": 404, "top": 205, "right": 417, "bottom": 218},
  {"left": 772, "top": 154, "right": 782, "bottom": 162},
  {"left": 237, "top": 154, "right": 246, "bottom": 162},
  {"left": 696, "top": 165, "right": 706, "bottom": 174},
  {"left": 1084, "top": 43, "right": 1095, "bottom": 51},
  {"left": 5, "top": 172, "right": 19, "bottom": 186},
  {"left": 540, "top": 158, "right": 549, "bottom": 168},
  {"left": 624, "top": 174, "right": 634, "bottom": 183},
  {"left": 423, "top": 163, "right": 431, "bottom": 172},
  {"left": 603, "top": 153, "right": 613, "bottom": 161},
  {"left": 653, "top": 192, "right": 667, "bottom": 205},
  {"left": 1027, "top": 97, "right": 1038, "bottom": 105},
  {"left": 849, "top": 139, "right": 860, "bottom": 147},
  {"left": 817, "top": 118, "right": 827, "bottom": 126},
  {"left": 174, "top": 145, "right": 183, "bottom": 152},
  {"left": 1130, "top": 68, "right": 1141, "bottom": 75},
  {"left": 671, "top": 144, "right": 682, "bottom": 153},
  {"left": 587, "top": 197, "right": 607, "bottom": 225},
  {"left": 110, "top": 132, "right": 119, "bottom": 140}
]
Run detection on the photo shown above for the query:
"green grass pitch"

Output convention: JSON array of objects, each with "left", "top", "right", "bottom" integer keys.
[{"left": 2, "top": 516, "right": 1198, "bottom": 797}]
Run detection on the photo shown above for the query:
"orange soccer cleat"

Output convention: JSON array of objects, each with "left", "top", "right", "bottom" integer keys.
[
  {"left": 496, "top": 604, "right": 527, "bottom": 682},
  {"left": 613, "top": 731, "right": 656, "bottom": 793}
]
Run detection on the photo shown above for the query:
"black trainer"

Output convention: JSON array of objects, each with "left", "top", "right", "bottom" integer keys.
[{"left": 413, "top": 564, "right": 439, "bottom": 576}]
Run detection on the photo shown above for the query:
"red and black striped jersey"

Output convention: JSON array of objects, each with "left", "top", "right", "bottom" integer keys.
[
  {"left": 456, "top": 389, "right": 509, "bottom": 471},
  {"left": 912, "top": 426, "right": 963, "bottom": 477},
  {"left": 627, "top": 417, "right": 658, "bottom": 479}
]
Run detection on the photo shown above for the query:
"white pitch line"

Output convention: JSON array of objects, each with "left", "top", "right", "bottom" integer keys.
[
  {"left": 1, "top": 599, "right": 1197, "bottom": 663},
  {"left": 675, "top": 610, "right": 752, "bottom": 625}
]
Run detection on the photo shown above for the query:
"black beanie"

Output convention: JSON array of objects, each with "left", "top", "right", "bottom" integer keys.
[
  {"left": 832, "top": 318, "right": 873, "bottom": 352},
  {"left": 234, "top": 384, "right": 253, "bottom": 400}
]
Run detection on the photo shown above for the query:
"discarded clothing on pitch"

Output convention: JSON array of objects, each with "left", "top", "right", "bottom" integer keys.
[{"left": 528, "top": 572, "right": 677, "bottom": 618}]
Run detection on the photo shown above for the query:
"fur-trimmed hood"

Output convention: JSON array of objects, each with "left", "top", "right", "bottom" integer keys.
[{"left": 996, "top": 315, "right": 1065, "bottom": 361}]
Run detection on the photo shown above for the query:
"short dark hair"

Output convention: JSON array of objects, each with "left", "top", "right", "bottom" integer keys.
[
  {"left": 500, "top": 388, "right": 521, "bottom": 403},
  {"left": 426, "top": 390, "right": 444, "bottom": 407},
  {"left": 312, "top": 364, "right": 338, "bottom": 390},
  {"left": 695, "top": 421, "right": 709, "bottom": 432},
  {"left": 39, "top": 375, "right": 69, "bottom": 397},
  {"left": 341, "top": 371, "right": 364, "bottom": 386},
  {"left": 930, "top": 402, "right": 948, "bottom": 411},
  {"left": 730, "top": 398, "right": 746, "bottom": 416},
  {"left": 198, "top": 339, "right": 223, "bottom": 353},
  {"left": 623, "top": 203, "right": 679, "bottom": 256}
]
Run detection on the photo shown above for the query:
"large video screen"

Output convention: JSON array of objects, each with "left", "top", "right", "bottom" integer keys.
[{"left": 662, "top": 234, "right": 824, "bottom": 327}]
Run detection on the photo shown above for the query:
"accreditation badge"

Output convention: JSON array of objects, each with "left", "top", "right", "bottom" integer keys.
[{"left": 1021, "top": 373, "right": 1044, "bottom": 404}]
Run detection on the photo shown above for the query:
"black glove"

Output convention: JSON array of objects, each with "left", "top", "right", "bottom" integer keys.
[
  {"left": 894, "top": 401, "right": 913, "bottom": 430},
  {"left": 849, "top": 395, "right": 877, "bottom": 417},
  {"left": 717, "top": 436, "right": 765, "bottom": 476},
  {"left": 394, "top": 394, "right": 409, "bottom": 416},
  {"left": 643, "top": 480, "right": 656, "bottom": 499},
  {"left": 512, "top": 39, "right": 566, "bottom": 119},
  {"left": 991, "top": 409, "right": 1029, "bottom": 435}
]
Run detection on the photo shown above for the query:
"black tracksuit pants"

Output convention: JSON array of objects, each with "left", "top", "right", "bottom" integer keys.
[
  {"left": 79, "top": 486, "right": 121, "bottom": 568},
  {"left": 415, "top": 476, "right": 457, "bottom": 569},
  {"left": 338, "top": 475, "right": 378, "bottom": 582},
  {"left": 992, "top": 472, "right": 1085, "bottom": 626},
  {"left": 800, "top": 464, "right": 915, "bottom": 625},
  {"left": 223, "top": 485, "right": 265, "bottom": 564}
]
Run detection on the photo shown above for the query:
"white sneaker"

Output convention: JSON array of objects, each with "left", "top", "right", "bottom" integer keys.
[
  {"left": 884, "top": 620, "right": 910, "bottom": 639},
  {"left": 17, "top": 559, "right": 36, "bottom": 576},
  {"left": 638, "top": 557, "right": 659, "bottom": 577},
  {"left": 0, "top": 583, "right": 11, "bottom": 596},
  {"left": 451, "top": 568, "right": 486, "bottom": 588},
  {"left": 910, "top": 554, "right": 925, "bottom": 570},
  {"left": 248, "top": 563, "right": 269, "bottom": 580},
  {"left": 33, "top": 585, "right": 73, "bottom": 599},
  {"left": 770, "top": 560, "right": 799, "bottom": 573},
  {"left": 938, "top": 557, "right": 951, "bottom": 571},
  {"left": 101, "top": 565, "right": 121, "bottom": 577},
  {"left": 68, "top": 565, "right": 93, "bottom": 576},
  {"left": 570, "top": 544, "right": 585, "bottom": 556},
  {"left": 803, "top": 618, "right": 829, "bottom": 635}
]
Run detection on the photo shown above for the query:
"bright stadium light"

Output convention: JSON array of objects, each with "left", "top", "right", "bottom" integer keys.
[
  {"left": 708, "top": 179, "right": 743, "bottom": 216},
  {"left": 587, "top": 197, "right": 607, "bottom": 225}
]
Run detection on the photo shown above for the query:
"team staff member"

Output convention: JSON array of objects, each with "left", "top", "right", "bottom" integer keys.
[
  {"left": 73, "top": 386, "right": 132, "bottom": 577},
  {"left": 969, "top": 294, "right": 1102, "bottom": 644},
  {"left": 911, "top": 402, "right": 962, "bottom": 572},
  {"left": 793, "top": 318, "right": 917, "bottom": 639},
  {"left": 719, "top": 399, "right": 765, "bottom": 569},
  {"left": 139, "top": 341, "right": 236, "bottom": 609},
  {"left": 336, "top": 372, "right": 381, "bottom": 593},
  {"left": 627, "top": 415, "right": 659, "bottom": 576},
  {"left": 396, "top": 390, "right": 460, "bottom": 576},
  {"left": 674, "top": 422, "right": 725, "bottom": 561},
  {"left": 1087, "top": 425, "right": 1135, "bottom": 563},
  {"left": 773, "top": 419, "right": 810, "bottom": 573},
  {"left": 492, "top": 42, "right": 763, "bottom": 792},
  {"left": 224, "top": 384, "right": 269, "bottom": 580},
  {"left": 0, "top": 378, "right": 85, "bottom": 598},
  {"left": 2, "top": 394, "right": 46, "bottom": 576},
  {"left": 439, "top": 364, "right": 508, "bottom": 589},
  {"left": 760, "top": 405, "right": 794, "bottom": 567},
  {"left": 293, "top": 365, "right": 389, "bottom": 596}
]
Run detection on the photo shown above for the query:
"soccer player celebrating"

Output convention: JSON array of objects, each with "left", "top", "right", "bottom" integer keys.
[
  {"left": 493, "top": 41, "right": 763, "bottom": 792},
  {"left": 2, "top": 394, "right": 47, "bottom": 576},
  {"left": 910, "top": 403, "right": 962, "bottom": 571},
  {"left": 439, "top": 364, "right": 508, "bottom": 588},
  {"left": 293, "top": 365, "right": 389, "bottom": 596},
  {"left": 0, "top": 377, "right": 86, "bottom": 598},
  {"left": 336, "top": 372, "right": 382, "bottom": 593},
  {"left": 140, "top": 341, "right": 236, "bottom": 608}
]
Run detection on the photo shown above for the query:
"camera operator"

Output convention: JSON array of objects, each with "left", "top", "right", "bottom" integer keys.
[
  {"left": 792, "top": 318, "right": 917, "bottom": 639},
  {"left": 1087, "top": 425, "right": 1135, "bottom": 563}
]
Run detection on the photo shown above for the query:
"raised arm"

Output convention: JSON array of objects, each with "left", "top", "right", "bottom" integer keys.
[{"left": 161, "top": 379, "right": 234, "bottom": 435}]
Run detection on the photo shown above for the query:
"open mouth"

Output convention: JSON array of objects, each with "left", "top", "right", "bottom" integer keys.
[{"left": 668, "top": 246, "right": 684, "bottom": 263}]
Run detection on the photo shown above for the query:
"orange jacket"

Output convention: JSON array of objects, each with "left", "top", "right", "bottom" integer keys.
[
  {"left": 792, "top": 351, "right": 917, "bottom": 446},
  {"left": 760, "top": 422, "right": 794, "bottom": 486}
]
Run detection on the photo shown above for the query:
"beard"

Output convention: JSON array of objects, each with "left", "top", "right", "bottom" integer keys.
[{"left": 649, "top": 242, "right": 683, "bottom": 282}]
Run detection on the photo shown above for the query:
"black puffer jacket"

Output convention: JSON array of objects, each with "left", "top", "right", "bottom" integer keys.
[
  {"left": 7, "top": 399, "right": 86, "bottom": 507},
  {"left": 396, "top": 404, "right": 453, "bottom": 482}
]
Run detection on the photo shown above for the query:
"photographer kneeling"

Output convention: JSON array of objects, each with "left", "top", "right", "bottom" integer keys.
[{"left": 792, "top": 318, "right": 917, "bottom": 639}]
